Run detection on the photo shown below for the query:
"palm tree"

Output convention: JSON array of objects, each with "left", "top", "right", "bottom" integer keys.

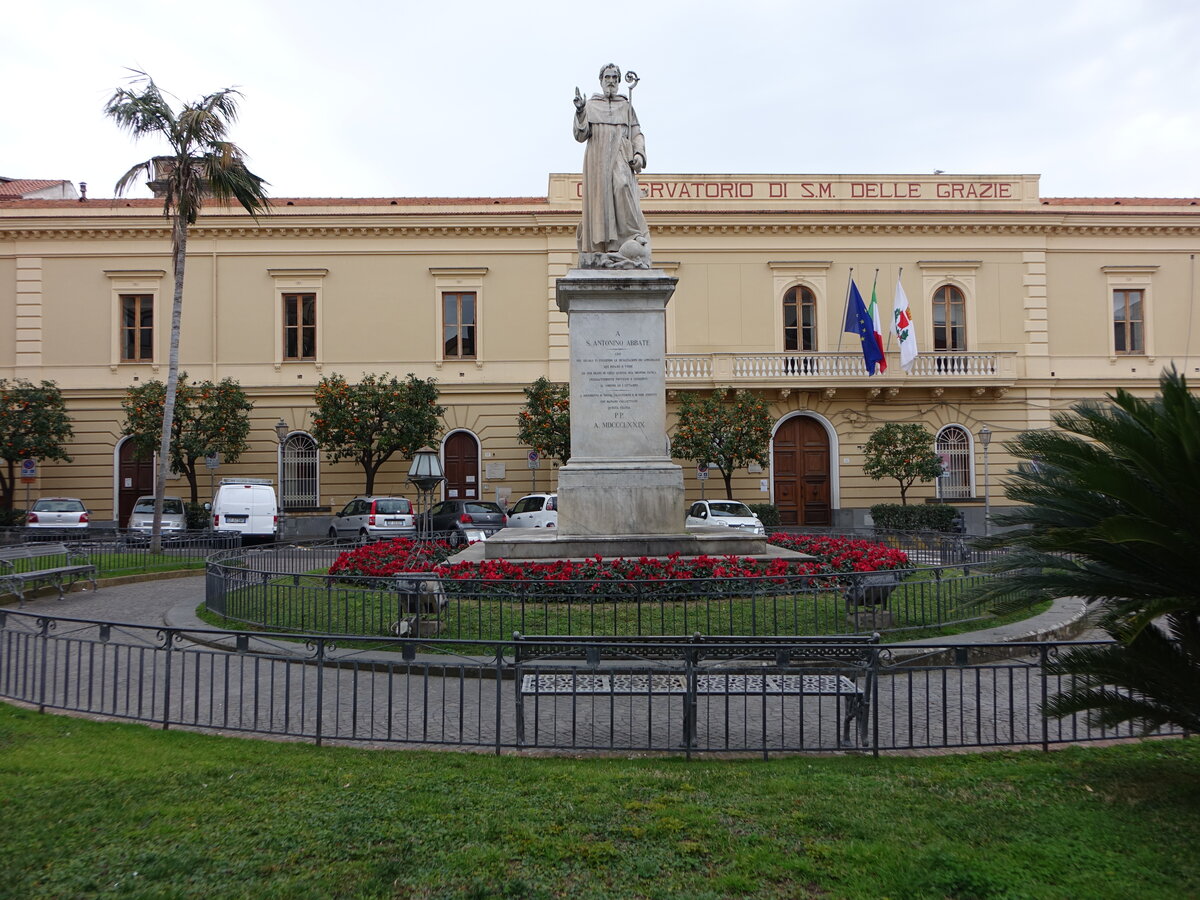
[
  {"left": 106, "top": 71, "right": 269, "bottom": 551},
  {"left": 978, "top": 366, "right": 1200, "bottom": 733}
]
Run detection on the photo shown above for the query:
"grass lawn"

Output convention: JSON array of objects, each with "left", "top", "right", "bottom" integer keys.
[
  {"left": 2, "top": 703, "right": 1198, "bottom": 898},
  {"left": 204, "top": 566, "right": 1012, "bottom": 643}
]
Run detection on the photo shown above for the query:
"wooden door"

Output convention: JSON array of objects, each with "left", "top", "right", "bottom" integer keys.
[
  {"left": 772, "top": 417, "right": 831, "bottom": 526},
  {"left": 117, "top": 439, "right": 154, "bottom": 525},
  {"left": 443, "top": 432, "right": 480, "bottom": 502}
]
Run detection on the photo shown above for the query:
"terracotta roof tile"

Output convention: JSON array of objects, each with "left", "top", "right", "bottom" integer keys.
[
  {"left": 0, "top": 179, "right": 72, "bottom": 198},
  {"left": 0, "top": 195, "right": 549, "bottom": 209},
  {"left": 1041, "top": 197, "right": 1200, "bottom": 207}
]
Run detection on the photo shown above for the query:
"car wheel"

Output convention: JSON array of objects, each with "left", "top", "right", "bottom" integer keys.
[
  {"left": 359, "top": 529, "right": 370, "bottom": 543},
  {"left": 328, "top": 527, "right": 339, "bottom": 542},
  {"left": 450, "top": 530, "right": 464, "bottom": 548}
]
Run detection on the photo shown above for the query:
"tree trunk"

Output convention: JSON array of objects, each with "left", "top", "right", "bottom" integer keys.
[
  {"left": 1, "top": 459, "right": 12, "bottom": 511},
  {"left": 722, "top": 467, "right": 734, "bottom": 500},
  {"left": 185, "top": 460, "right": 199, "bottom": 504},
  {"left": 151, "top": 217, "right": 188, "bottom": 554}
]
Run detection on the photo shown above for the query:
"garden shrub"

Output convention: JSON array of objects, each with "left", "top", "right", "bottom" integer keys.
[
  {"left": 870, "top": 503, "right": 960, "bottom": 532},
  {"left": 746, "top": 503, "right": 780, "bottom": 527},
  {"left": 185, "top": 502, "right": 210, "bottom": 530}
]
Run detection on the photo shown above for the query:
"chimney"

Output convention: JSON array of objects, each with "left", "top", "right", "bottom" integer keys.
[{"left": 78, "top": 182, "right": 87, "bottom": 201}]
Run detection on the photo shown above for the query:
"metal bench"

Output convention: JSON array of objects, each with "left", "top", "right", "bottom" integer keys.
[
  {"left": 0, "top": 542, "right": 98, "bottom": 607},
  {"left": 512, "top": 632, "right": 879, "bottom": 748}
]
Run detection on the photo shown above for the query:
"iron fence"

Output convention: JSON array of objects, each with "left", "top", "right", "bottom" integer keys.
[
  {"left": 0, "top": 532, "right": 241, "bottom": 599},
  {"left": 0, "top": 606, "right": 1178, "bottom": 756},
  {"left": 205, "top": 542, "right": 1012, "bottom": 640}
]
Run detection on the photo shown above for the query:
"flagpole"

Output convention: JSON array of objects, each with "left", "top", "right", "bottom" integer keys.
[
  {"left": 837, "top": 266, "right": 854, "bottom": 353},
  {"left": 885, "top": 268, "right": 895, "bottom": 352}
]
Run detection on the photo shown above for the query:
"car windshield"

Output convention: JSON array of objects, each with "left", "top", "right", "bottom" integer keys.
[
  {"left": 709, "top": 502, "right": 753, "bottom": 518},
  {"left": 514, "top": 497, "right": 544, "bottom": 513},
  {"left": 373, "top": 499, "right": 411, "bottom": 514},
  {"left": 33, "top": 499, "right": 84, "bottom": 512},
  {"left": 466, "top": 502, "right": 503, "bottom": 515},
  {"left": 133, "top": 498, "right": 183, "bottom": 514}
]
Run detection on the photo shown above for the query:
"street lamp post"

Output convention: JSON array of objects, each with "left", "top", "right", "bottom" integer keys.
[
  {"left": 275, "top": 418, "right": 289, "bottom": 540},
  {"left": 407, "top": 447, "right": 445, "bottom": 543},
  {"left": 979, "top": 426, "right": 992, "bottom": 537}
]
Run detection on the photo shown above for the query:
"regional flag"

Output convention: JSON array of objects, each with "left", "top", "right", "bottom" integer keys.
[
  {"left": 868, "top": 281, "right": 889, "bottom": 374},
  {"left": 843, "top": 279, "right": 886, "bottom": 375},
  {"left": 892, "top": 278, "right": 919, "bottom": 373}
]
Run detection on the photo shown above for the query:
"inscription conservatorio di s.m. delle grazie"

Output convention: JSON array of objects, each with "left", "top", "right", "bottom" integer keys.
[{"left": 563, "top": 176, "right": 1032, "bottom": 204}]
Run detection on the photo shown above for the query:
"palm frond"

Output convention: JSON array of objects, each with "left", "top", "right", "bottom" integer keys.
[{"left": 1043, "top": 613, "right": 1200, "bottom": 733}]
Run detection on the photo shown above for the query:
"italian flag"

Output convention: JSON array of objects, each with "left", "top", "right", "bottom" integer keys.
[{"left": 868, "top": 281, "right": 888, "bottom": 374}]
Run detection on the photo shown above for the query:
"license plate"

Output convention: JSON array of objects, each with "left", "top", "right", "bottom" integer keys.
[
  {"left": 385, "top": 519, "right": 402, "bottom": 525},
  {"left": 463, "top": 529, "right": 488, "bottom": 542},
  {"left": 225, "top": 515, "right": 248, "bottom": 523}
]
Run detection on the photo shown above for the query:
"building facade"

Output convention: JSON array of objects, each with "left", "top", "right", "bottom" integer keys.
[{"left": 2, "top": 173, "right": 1197, "bottom": 529}]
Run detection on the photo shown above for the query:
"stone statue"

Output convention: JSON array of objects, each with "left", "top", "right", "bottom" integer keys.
[{"left": 573, "top": 64, "right": 652, "bottom": 269}]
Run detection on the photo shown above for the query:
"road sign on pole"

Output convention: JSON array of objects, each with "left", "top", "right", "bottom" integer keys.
[
  {"left": 696, "top": 463, "right": 709, "bottom": 481},
  {"left": 527, "top": 451, "right": 540, "bottom": 469},
  {"left": 20, "top": 458, "right": 37, "bottom": 482}
]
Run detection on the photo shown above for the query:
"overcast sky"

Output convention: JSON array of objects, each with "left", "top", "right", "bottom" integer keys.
[{"left": 6, "top": 0, "right": 1199, "bottom": 201}]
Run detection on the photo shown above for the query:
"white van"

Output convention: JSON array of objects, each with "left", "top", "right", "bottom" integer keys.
[{"left": 210, "top": 478, "right": 278, "bottom": 541}]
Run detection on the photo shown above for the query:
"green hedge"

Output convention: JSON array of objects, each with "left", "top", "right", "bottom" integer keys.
[
  {"left": 185, "top": 502, "right": 211, "bottom": 530},
  {"left": 870, "top": 503, "right": 960, "bottom": 532},
  {"left": 746, "top": 503, "right": 781, "bottom": 527}
]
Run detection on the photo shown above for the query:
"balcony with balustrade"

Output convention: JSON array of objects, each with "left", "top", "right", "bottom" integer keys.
[{"left": 664, "top": 351, "right": 1017, "bottom": 395}]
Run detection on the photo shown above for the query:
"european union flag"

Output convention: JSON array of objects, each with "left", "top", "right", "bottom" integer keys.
[{"left": 843, "top": 279, "right": 886, "bottom": 375}]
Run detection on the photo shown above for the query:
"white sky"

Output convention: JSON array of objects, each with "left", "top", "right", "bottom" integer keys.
[{"left": 6, "top": 0, "right": 1200, "bottom": 200}]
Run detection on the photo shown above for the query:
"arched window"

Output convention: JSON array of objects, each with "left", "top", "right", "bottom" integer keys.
[
  {"left": 783, "top": 286, "right": 817, "bottom": 352},
  {"left": 936, "top": 425, "right": 972, "bottom": 500},
  {"left": 281, "top": 432, "right": 319, "bottom": 509},
  {"left": 932, "top": 285, "right": 967, "bottom": 352}
]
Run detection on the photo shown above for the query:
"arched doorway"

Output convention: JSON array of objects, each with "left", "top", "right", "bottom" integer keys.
[
  {"left": 116, "top": 438, "right": 154, "bottom": 526},
  {"left": 772, "top": 415, "right": 832, "bottom": 526},
  {"left": 442, "top": 431, "right": 480, "bottom": 502}
]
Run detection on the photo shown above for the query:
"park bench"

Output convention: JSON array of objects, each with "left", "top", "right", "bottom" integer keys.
[
  {"left": 0, "top": 542, "right": 98, "bottom": 607},
  {"left": 511, "top": 632, "right": 880, "bottom": 748}
]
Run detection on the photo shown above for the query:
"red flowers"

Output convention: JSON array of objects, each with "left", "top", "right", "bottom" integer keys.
[{"left": 329, "top": 535, "right": 908, "bottom": 596}]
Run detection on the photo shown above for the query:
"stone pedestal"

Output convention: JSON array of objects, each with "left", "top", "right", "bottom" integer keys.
[{"left": 554, "top": 268, "right": 683, "bottom": 539}]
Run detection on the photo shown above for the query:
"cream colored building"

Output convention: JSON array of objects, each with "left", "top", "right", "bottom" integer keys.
[{"left": 2, "top": 173, "right": 1197, "bottom": 531}]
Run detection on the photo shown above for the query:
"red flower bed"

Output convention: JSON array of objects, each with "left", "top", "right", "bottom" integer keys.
[{"left": 328, "top": 534, "right": 908, "bottom": 597}]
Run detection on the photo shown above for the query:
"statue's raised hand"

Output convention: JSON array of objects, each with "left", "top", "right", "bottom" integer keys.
[{"left": 573, "top": 87, "right": 586, "bottom": 111}]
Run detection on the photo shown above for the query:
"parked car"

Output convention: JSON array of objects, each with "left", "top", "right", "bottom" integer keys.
[
  {"left": 210, "top": 479, "right": 278, "bottom": 542},
  {"left": 127, "top": 495, "right": 187, "bottom": 534},
  {"left": 416, "top": 499, "right": 508, "bottom": 546},
  {"left": 506, "top": 493, "right": 557, "bottom": 529},
  {"left": 684, "top": 499, "right": 765, "bottom": 535},
  {"left": 329, "top": 496, "right": 415, "bottom": 542},
  {"left": 25, "top": 497, "right": 90, "bottom": 530}
]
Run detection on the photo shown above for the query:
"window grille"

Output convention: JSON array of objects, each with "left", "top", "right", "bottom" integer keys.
[
  {"left": 281, "top": 433, "right": 319, "bottom": 509},
  {"left": 936, "top": 425, "right": 972, "bottom": 500}
]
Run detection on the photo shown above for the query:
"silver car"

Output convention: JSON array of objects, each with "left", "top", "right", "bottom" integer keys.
[
  {"left": 684, "top": 499, "right": 766, "bottom": 535},
  {"left": 329, "top": 496, "right": 416, "bottom": 542},
  {"left": 26, "top": 497, "right": 90, "bottom": 530},
  {"left": 127, "top": 496, "right": 187, "bottom": 533}
]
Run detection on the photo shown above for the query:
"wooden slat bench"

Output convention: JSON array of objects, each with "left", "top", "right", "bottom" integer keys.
[
  {"left": 512, "top": 632, "right": 880, "bottom": 748},
  {"left": 0, "top": 542, "right": 97, "bottom": 607}
]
